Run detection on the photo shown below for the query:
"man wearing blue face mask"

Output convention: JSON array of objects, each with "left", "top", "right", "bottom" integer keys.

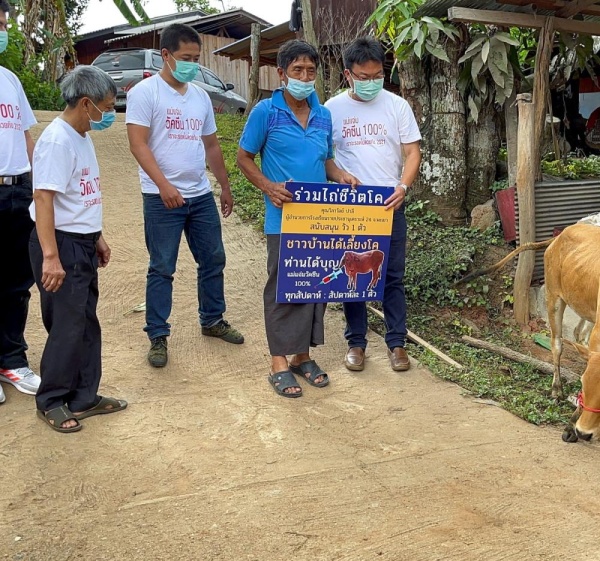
[
  {"left": 0, "top": 0, "right": 42, "bottom": 405},
  {"left": 325, "top": 37, "right": 422, "bottom": 374},
  {"left": 127, "top": 23, "right": 243, "bottom": 369},
  {"left": 30, "top": 65, "right": 127, "bottom": 432},
  {"left": 237, "top": 40, "right": 359, "bottom": 398}
]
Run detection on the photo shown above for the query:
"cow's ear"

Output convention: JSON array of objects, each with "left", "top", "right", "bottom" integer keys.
[{"left": 564, "top": 338, "right": 590, "bottom": 360}]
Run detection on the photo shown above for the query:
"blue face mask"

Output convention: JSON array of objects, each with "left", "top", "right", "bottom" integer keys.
[
  {"left": 167, "top": 55, "right": 199, "bottom": 83},
  {"left": 88, "top": 101, "right": 116, "bottom": 131},
  {"left": 352, "top": 78, "right": 384, "bottom": 102},
  {"left": 0, "top": 31, "right": 8, "bottom": 54},
  {"left": 285, "top": 76, "right": 315, "bottom": 101}
]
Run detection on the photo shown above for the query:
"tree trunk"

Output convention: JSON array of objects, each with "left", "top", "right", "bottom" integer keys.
[
  {"left": 246, "top": 23, "right": 261, "bottom": 114},
  {"left": 397, "top": 56, "right": 431, "bottom": 201},
  {"left": 425, "top": 40, "right": 468, "bottom": 224},
  {"left": 466, "top": 101, "right": 501, "bottom": 211}
]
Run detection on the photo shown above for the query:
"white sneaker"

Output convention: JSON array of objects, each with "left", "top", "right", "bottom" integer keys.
[
  {"left": 0, "top": 367, "right": 41, "bottom": 395},
  {"left": 0, "top": 383, "right": 5, "bottom": 403}
]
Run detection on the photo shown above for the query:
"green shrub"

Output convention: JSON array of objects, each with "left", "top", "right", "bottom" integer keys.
[
  {"left": 542, "top": 154, "right": 600, "bottom": 179},
  {"left": 405, "top": 199, "right": 503, "bottom": 308},
  {"left": 0, "top": 21, "right": 64, "bottom": 111}
]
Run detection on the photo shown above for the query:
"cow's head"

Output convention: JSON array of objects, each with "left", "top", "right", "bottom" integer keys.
[
  {"left": 567, "top": 345, "right": 600, "bottom": 441},
  {"left": 337, "top": 252, "right": 349, "bottom": 270}
]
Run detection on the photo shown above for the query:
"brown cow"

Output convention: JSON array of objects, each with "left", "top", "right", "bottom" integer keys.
[
  {"left": 338, "top": 250, "right": 384, "bottom": 291},
  {"left": 458, "top": 223, "right": 600, "bottom": 442}
]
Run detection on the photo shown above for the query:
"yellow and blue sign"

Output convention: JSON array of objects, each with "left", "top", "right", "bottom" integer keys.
[{"left": 277, "top": 181, "right": 394, "bottom": 303}]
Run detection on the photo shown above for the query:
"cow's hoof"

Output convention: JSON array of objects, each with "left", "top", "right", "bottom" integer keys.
[{"left": 562, "top": 427, "right": 579, "bottom": 443}]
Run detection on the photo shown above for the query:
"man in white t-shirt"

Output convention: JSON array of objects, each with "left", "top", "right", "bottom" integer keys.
[
  {"left": 325, "top": 37, "right": 422, "bottom": 373},
  {"left": 0, "top": 0, "right": 42, "bottom": 404},
  {"left": 29, "top": 66, "right": 127, "bottom": 432},
  {"left": 127, "top": 23, "right": 243, "bottom": 369}
]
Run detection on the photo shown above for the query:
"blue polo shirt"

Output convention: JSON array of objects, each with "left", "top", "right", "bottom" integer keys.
[{"left": 239, "top": 88, "right": 334, "bottom": 234}]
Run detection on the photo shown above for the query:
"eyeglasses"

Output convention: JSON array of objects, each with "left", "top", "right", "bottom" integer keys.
[{"left": 348, "top": 69, "right": 385, "bottom": 82}]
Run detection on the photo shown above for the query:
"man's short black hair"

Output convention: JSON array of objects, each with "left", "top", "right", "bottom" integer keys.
[
  {"left": 160, "top": 23, "right": 201, "bottom": 53},
  {"left": 0, "top": 0, "right": 10, "bottom": 15},
  {"left": 277, "top": 39, "right": 320, "bottom": 71},
  {"left": 343, "top": 37, "right": 385, "bottom": 70}
]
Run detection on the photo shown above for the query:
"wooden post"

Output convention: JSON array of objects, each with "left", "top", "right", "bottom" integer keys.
[
  {"left": 505, "top": 90, "right": 518, "bottom": 189},
  {"left": 514, "top": 93, "right": 535, "bottom": 325},
  {"left": 513, "top": 18, "right": 554, "bottom": 325},
  {"left": 246, "top": 23, "right": 261, "bottom": 115},
  {"left": 300, "top": 0, "right": 325, "bottom": 102}
]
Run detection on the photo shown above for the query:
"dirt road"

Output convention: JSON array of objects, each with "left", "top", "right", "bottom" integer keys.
[{"left": 1, "top": 113, "right": 598, "bottom": 561}]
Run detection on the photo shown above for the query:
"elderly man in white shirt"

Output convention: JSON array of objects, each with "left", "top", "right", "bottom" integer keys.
[{"left": 30, "top": 65, "right": 127, "bottom": 432}]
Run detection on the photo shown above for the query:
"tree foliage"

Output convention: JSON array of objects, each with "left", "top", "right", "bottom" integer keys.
[
  {"left": 369, "top": 0, "right": 599, "bottom": 124},
  {"left": 174, "top": 0, "right": 219, "bottom": 14}
]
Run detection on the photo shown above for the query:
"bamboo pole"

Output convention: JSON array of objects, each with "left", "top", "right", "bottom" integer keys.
[
  {"left": 367, "top": 305, "right": 464, "bottom": 370},
  {"left": 461, "top": 335, "right": 579, "bottom": 381}
]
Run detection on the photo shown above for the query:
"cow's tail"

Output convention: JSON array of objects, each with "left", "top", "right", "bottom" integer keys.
[{"left": 455, "top": 238, "right": 555, "bottom": 285}]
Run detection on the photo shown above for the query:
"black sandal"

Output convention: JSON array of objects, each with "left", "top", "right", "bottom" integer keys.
[
  {"left": 289, "top": 360, "right": 330, "bottom": 388},
  {"left": 268, "top": 370, "right": 302, "bottom": 398},
  {"left": 37, "top": 405, "right": 82, "bottom": 433}
]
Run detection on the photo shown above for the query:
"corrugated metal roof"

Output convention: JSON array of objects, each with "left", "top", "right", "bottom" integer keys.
[
  {"left": 415, "top": 0, "right": 600, "bottom": 21},
  {"left": 515, "top": 179, "right": 600, "bottom": 282},
  {"left": 214, "top": 21, "right": 294, "bottom": 59}
]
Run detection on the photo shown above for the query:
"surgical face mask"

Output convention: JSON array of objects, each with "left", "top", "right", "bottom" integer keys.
[
  {"left": 352, "top": 78, "right": 384, "bottom": 101},
  {"left": 88, "top": 101, "right": 116, "bottom": 131},
  {"left": 0, "top": 31, "right": 8, "bottom": 54},
  {"left": 285, "top": 76, "right": 315, "bottom": 101},
  {"left": 167, "top": 54, "right": 199, "bottom": 83}
]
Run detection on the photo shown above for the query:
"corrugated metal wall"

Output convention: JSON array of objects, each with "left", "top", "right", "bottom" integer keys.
[{"left": 515, "top": 179, "right": 600, "bottom": 281}]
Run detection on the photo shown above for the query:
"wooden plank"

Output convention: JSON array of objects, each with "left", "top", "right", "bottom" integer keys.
[
  {"left": 557, "top": 0, "right": 600, "bottom": 18},
  {"left": 448, "top": 6, "right": 600, "bottom": 35}
]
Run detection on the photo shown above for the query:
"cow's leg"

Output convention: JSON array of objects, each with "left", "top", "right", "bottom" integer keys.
[
  {"left": 574, "top": 318, "right": 594, "bottom": 345},
  {"left": 547, "top": 294, "right": 566, "bottom": 399}
]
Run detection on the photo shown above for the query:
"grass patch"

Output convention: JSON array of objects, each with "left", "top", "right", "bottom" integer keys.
[
  {"left": 215, "top": 113, "right": 579, "bottom": 427},
  {"left": 216, "top": 114, "right": 265, "bottom": 231}
]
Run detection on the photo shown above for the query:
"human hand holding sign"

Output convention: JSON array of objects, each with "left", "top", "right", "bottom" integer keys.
[{"left": 265, "top": 180, "right": 293, "bottom": 208}]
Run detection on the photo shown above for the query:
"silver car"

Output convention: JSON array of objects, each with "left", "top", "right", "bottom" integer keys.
[{"left": 91, "top": 48, "right": 247, "bottom": 114}]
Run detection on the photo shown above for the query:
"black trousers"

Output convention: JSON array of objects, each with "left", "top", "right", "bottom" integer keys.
[
  {"left": 29, "top": 230, "right": 102, "bottom": 412},
  {"left": 0, "top": 176, "right": 35, "bottom": 370}
]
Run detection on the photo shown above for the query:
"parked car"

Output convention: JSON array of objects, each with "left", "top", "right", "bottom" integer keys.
[{"left": 91, "top": 48, "right": 247, "bottom": 114}]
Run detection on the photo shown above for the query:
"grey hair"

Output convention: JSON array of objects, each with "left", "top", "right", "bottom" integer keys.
[{"left": 60, "top": 65, "right": 117, "bottom": 108}]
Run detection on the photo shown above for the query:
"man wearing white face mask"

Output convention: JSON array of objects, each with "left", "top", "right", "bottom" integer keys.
[
  {"left": 325, "top": 37, "right": 422, "bottom": 374},
  {"left": 237, "top": 40, "right": 359, "bottom": 399},
  {"left": 0, "top": 0, "right": 42, "bottom": 405},
  {"left": 127, "top": 23, "right": 243, "bottom": 369},
  {"left": 30, "top": 65, "right": 127, "bottom": 432}
]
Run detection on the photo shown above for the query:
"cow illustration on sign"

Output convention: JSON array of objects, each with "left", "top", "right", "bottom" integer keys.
[{"left": 337, "top": 249, "right": 385, "bottom": 291}]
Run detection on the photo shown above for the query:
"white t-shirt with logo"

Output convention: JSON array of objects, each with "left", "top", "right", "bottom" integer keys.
[
  {"left": 325, "top": 89, "right": 421, "bottom": 187},
  {"left": 125, "top": 74, "right": 217, "bottom": 197},
  {"left": 30, "top": 118, "right": 102, "bottom": 233},
  {"left": 0, "top": 66, "right": 37, "bottom": 176}
]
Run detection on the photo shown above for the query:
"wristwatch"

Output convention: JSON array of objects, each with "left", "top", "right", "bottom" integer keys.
[{"left": 397, "top": 183, "right": 410, "bottom": 192}]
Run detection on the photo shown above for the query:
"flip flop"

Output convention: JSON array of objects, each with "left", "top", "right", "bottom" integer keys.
[
  {"left": 73, "top": 396, "right": 128, "bottom": 420},
  {"left": 289, "top": 360, "right": 330, "bottom": 388},
  {"left": 268, "top": 370, "right": 302, "bottom": 398},
  {"left": 37, "top": 405, "right": 82, "bottom": 433}
]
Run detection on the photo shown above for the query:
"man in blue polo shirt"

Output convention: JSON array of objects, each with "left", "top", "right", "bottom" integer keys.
[{"left": 237, "top": 39, "right": 359, "bottom": 399}]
